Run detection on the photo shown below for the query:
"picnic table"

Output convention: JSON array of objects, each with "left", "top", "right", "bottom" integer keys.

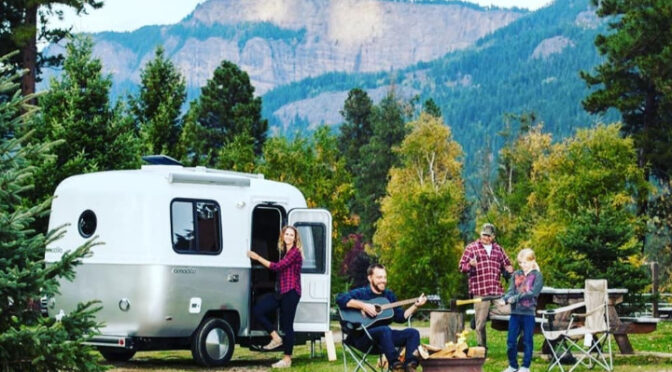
[{"left": 489, "top": 286, "right": 659, "bottom": 355}]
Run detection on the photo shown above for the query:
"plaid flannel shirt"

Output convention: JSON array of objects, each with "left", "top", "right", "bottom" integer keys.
[
  {"left": 458, "top": 240, "right": 512, "bottom": 297},
  {"left": 270, "top": 246, "right": 303, "bottom": 295}
]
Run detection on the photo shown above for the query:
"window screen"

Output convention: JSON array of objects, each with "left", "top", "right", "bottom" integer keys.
[
  {"left": 171, "top": 199, "right": 222, "bottom": 254},
  {"left": 296, "top": 223, "right": 326, "bottom": 274}
]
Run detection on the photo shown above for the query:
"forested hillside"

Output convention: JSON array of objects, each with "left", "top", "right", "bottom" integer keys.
[{"left": 262, "top": 0, "right": 620, "bottom": 185}]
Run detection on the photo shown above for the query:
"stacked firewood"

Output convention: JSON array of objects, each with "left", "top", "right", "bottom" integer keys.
[
  {"left": 381, "top": 329, "right": 484, "bottom": 368},
  {"left": 425, "top": 329, "right": 486, "bottom": 359}
]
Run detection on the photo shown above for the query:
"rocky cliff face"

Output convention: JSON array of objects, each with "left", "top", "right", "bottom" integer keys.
[{"left": 87, "top": 0, "right": 524, "bottom": 96}]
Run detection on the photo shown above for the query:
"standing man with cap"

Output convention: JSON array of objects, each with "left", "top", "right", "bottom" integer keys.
[{"left": 458, "top": 223, "right": 514, "bottom": 351}]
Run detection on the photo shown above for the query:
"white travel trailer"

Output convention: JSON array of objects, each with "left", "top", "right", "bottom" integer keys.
[{"left": 44, "top": 161, "right": 332, "bottom": 366}]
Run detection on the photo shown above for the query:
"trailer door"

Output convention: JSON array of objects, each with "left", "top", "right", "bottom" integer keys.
[{"left": 288, "top": 208, "right": 332, "bottom": 332}]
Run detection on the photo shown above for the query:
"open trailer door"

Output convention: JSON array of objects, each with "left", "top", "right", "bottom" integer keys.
[{"left": 288, "top": 208, "right": 332, "bottom": 333}]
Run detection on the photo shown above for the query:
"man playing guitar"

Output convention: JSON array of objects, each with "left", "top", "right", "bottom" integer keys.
[{"left": 336, "top": 263, "right": 427, "bottom": 372}]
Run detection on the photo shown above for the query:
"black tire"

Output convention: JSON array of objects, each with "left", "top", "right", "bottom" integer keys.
[
  {"left": 191, "top": 317, "right": 236, "bottom": 367},
  {"left": 98, "top": 347, "right": 136, "bottom": 362}
]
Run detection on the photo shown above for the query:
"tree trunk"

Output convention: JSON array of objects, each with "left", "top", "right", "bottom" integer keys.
[{"left": 20, "top": 4, "right": 38, "bottom": 103}]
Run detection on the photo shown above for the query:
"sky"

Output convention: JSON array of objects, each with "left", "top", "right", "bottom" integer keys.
[{"left": 51, "top": 0, "right": 554, "bottom": 34}]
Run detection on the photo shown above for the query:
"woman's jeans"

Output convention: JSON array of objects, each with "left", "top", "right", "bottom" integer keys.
[
  {"left": 252, "top": 289, "right": 301, "bottom": 355},
  {"left": 507, "top": 313, "right": 535, "bottom": 368}
]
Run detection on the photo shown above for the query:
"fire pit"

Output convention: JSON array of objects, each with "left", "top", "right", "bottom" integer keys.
[{"left": 420, "top": 357, "right": 485, "bottom": 372}]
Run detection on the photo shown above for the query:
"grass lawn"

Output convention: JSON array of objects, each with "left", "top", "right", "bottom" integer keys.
[{"left": 106, "top": 321, "right": 672, "bottom": 372}]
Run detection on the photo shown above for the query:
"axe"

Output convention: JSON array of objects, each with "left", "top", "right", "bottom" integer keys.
[{"left": 448, "top": 295, "right": 502, "bottom": 312}]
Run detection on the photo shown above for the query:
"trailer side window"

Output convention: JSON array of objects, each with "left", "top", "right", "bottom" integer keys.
[
  {"left": 296, "top": 223, "right": 326, "bottom": 274},
  {"left": 171, "top": 199, "right": 222, "bottom": 255}
]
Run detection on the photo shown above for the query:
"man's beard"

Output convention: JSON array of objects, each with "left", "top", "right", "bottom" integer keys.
[{"left": 373, "top": 282, "right": 386, "bottom": 293}]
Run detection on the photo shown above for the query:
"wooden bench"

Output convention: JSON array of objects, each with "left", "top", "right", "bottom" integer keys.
[
  {"left": 486, "top": 312, "right": 658, "bottom": 355},
  {"left": 612, "top": 317, "right": 660, "bottom": 354}
]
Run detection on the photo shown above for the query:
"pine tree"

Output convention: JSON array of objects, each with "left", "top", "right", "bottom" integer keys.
[
  {"left": 338, "top": 88, "right": 374, "bottom": 174},
  {"left": 130, "top": 45, "right": 186, "bottom": 157},
  {"left": 0, "top": 53, "right": 103, "bottom": 372},
  {"left": 180, "top": 60, "right": 267, "bottom": 166},
  {"left": 0, "top": 0, "right": 102, "bottom": 98},
  {"left": 356, "top": 90, "right": 409, "bottom": 241},
  {"left": 581, "top": 0, "right": 672, "bottom": 181},
  {"left": 25, "top": 36, "right": 141, "bottom": 232},
  {"left": 422, "top": 98, "right": 442, "bottom": 118}
]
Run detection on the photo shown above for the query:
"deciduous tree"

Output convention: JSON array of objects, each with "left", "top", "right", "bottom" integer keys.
[
  {"left": 374, "top": 113, "right": 466, "bottom": 301},
  {"left": 258, "top": 126, "right": 355, "bottom": 297},
  {"left": 481, "top": 118, "right": 552, "bottom": 251},
  {"left": 528, "top": 124, "right": 649, "bottom": 295}
]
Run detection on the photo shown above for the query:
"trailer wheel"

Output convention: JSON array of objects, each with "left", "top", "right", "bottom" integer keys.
[
  {"left": 191, "top": 317, "right": 235, "bottom": 366},
  {"left": 98, "top": 347, "right": 136, "bottom": 362}
]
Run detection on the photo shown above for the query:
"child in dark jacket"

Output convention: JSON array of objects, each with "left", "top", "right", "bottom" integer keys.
[{"left": 500, "top": 248, "right": 544, "bottom": 372}]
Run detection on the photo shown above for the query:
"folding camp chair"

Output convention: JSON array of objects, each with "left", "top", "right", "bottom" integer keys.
[
  {"left": 339, "top": 310, "right": 386, "bottom": 372},
  {"left": 539, "top": 279, "right": 613, "bottom": 372},
  {"left": 338, "top": 309, "right": 415, "bottom": 372}
]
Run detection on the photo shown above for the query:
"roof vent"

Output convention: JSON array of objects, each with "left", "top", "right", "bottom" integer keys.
[{"left": 142, "top": 155, "right": 183, "bottom": 166}]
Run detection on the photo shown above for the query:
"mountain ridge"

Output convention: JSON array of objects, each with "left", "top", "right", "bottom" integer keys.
[{"left": 40, "top": 0, "right": 525, "bottom": 99}]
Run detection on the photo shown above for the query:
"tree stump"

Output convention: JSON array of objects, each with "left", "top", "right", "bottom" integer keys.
[{"left": 429, "top": 311, "right": 464, "bottom": 347}]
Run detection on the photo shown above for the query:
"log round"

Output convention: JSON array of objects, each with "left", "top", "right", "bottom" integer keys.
[{"left": 429, "top": 311, "right": 464, "bottom": 347}]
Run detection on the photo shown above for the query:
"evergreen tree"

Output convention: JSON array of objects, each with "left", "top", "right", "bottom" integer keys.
[
  {"left": 356, "top": 90, "right": 409, "bottom": 241},
  {"left": 338, "top": 88, "right": 374, "bottom": 175},
  {"left": 0, "top": 0, "right": 102, "bottom": 97},
  {"left": 180, "top": 60, "right": 267, "bottom": 166},
  {"left": 374, "top": 113, "right": 466, "bottom": 301},
  {"left": 130, "top": 45, "right": 186, "bottom": 157},
  {"left": 581, "top": 0, "right": 672, "bottom": 181},
  {"left": 0, "top": 53, "right": 103, "bottom": 372},
  {"left": 422, "top": 98, "right": 442, "bottom": 118},
  {"left": 25, "top": 36, "right": 141, "bottom": 231}
]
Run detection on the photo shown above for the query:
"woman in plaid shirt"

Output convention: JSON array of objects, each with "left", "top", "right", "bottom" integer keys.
[{"left": 247, "top": 225, "right": 303, "bottom": 369}]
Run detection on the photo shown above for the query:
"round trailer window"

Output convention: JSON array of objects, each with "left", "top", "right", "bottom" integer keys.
[{"left": 78, "top": 210, "right": 97, "bottom": 238}]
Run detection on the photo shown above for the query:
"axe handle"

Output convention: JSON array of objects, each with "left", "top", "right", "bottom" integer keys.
[{"left": 455, "top": 295, "right": 502, "bottom": 306}]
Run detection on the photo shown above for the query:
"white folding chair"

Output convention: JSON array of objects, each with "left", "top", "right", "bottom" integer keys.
[{"left": 539, "top": 279, "right": 613, "bottom": 372}]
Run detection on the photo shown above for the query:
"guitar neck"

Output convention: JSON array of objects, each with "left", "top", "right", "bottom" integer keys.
[{"left": 380, "top": 297, "right": 418, "bottom": 310}]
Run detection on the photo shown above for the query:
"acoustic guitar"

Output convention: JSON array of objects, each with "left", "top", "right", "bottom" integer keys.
[{"left": 339, "top": 295, "right": 439, "bottom": 329}]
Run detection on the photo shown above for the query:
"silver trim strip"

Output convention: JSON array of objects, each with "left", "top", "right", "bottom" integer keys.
[{"left": 167, "top": 172, "right": 251, "bottom": 187}]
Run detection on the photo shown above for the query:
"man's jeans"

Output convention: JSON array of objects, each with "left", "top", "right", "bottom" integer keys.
[
  {"left": 507, "top": 314, "right": 535, "bottom": 369},
  {"left": 352, "top": 326, "right": 420, "bottom": 366}
]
